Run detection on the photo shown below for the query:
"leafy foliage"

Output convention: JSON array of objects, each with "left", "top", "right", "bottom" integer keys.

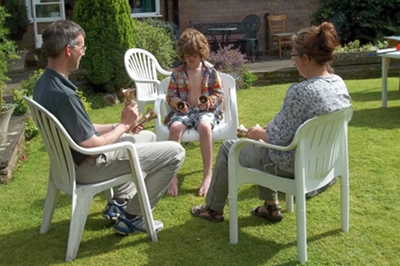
[
  {"left": 0, "top": 6, "right": 19, "bottom": 111},
  {"left": 133, "top": 19, "right": 176, "bottom": 70},
  {"left": 2, "top": 0, "right": 29, "bottom": 42},
  {"left": 73, "top": 0, "right": 136, "bottom": 93},
  {"left": 141, "top": 18, "right": 179, "bottom": 48},
  {"left": 13, "top": 69, "right": 44, "bottom": 115},
  {"left": 311, "top": 0, "right": 400, "bottom": 45},
  {"left": 208, "top": 44, "right": 257, "bottom": 89},
  {"left": 23, "top": 115, "right": 39, "bottom": 140},
  {"left": 336, "top": 40, "right": 387, "bottom": 53}
]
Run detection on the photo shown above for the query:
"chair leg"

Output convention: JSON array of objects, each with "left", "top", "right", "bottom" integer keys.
[
  {"left": 229, "top": 184, "right": 239, "bottom": 245},
  {"left": 278, "top": 38, "right": 283, "bottom": 60},
  {"left": 66, "top": 193, "right": 94, "bottom": 262},
  {"left": 269, "top": 38, "right": 273, "bottom": 56},
  {"left": 105, "top": 188, "right": 114, "bottom": 201},
  {"left": 285, "top": 193, "right": 294, "bottom": 213},
  {"left": 40, "top": 179, "right": 60, "bottom": 234},
  {"left": 341, "top": 174, "right": 350, "bottom": 232},
  {"left": 398, "top": 69, "right": 400, "bottom": 94},
  {"left": 133, "top": 174, "right": 158, "bottom": 242},
  {"left": 137, "top": 101, "right": 145, "bottom": 114},
  {"left": 296, "top": 194, "right": 307, "bottom": 263}
]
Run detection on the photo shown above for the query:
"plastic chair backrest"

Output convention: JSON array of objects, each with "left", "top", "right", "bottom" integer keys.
[
  {"left": 124, "top": 48, "right": 171, "bottom": 101},
  {"left": 268, "top": 14, "right": 288, "bottom": 35},
  {"left": 241, "top": 14, "right": 261, "bottom": 38},
  {"left": 24, "top": 97, "right": 77, "bottom": 195},
  {"left": 293, "top": 107, "right": 353, "bottom": 190}
]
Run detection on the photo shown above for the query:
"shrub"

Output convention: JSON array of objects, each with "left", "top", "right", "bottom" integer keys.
[
  {"left": 142, "top": 18, "right": 179, "bottom": 48},
  {"left": 73, "top": 0, "right": 136, "bottom": 93},
  {"left": 2, "top": 0, "right": 29, "bottom": 42},
  {"left": 208, "top": 44, "right": 257, "bottom": 89},
  {"left": 23, "top": 115, "right": 38, "bottom": 140},
  {"left": 335, "top": 40, "right": 387, "bottom": 53},
  {"left": 13, "top": 69, "right": 45, "bottom": 115},
  {"left": 133, "top": 19, "right": 176, "bottom": 70},
  {"left": 311, "top": 0, "right": 400, "bottom": 45},
  {"left": 0, "top": 6, "right": 18, "bottom": 112}
]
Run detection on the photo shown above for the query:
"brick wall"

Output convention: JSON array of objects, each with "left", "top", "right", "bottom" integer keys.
[
  {"left": 17, "top": 23, "right": 50, "bottom": 63},
  {"left": 174, "top": 0, "right": 320, "bottom": 53},
  {"left": 18, "top": 0, "right": 320, "bottom": 63}
]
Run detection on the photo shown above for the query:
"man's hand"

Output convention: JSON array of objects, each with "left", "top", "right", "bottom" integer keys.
[
  {"left": 120, "top": 100, "right": 140, "bottom": 132},
  {"left": 130, "top": 124, "right": 144, "bottom": 134}
]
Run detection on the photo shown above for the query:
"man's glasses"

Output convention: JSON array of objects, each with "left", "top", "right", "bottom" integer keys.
[
  {"left": 70, "top": 45, "right": 87, "bottom": 52},
  {"left": 290, "top": 53, "right": 299, "bottom": 59}
]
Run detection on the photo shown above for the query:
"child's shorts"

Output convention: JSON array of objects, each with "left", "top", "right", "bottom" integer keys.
[{"left": 167, "top": 108, "right": 219, "bottom": 129}]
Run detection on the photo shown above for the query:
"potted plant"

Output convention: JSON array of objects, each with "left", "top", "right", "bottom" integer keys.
[
  {"left": 2, "top": 0, "right": 30, "bottom": 73},
  {"left": 0, "top": 6, "right": 19, "bottom": 144}
]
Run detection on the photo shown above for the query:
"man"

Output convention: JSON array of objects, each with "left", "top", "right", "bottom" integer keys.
[{"left": 33, "top": 20, "right": 185, "bottom": 235}]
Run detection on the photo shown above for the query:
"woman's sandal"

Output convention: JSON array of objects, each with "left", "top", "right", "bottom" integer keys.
[
  {"left": 251, "top": 202, "right": 283, "bottom": 222},
  {"left": 191, "top": 204, "right": 224, "bottom": 222}
]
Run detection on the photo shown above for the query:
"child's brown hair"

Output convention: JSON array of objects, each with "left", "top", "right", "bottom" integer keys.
[{"left": 176, "top": 28, "right": 210, "bottom": 61}]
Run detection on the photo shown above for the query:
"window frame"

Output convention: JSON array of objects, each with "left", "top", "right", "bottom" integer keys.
[
  {"left": 26, "top": 0, "right": 65, "bottom": 23},
  {"left": 129, "top": 0, "right": 162, "bottom": 18}
]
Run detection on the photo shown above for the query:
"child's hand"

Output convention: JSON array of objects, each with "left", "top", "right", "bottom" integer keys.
[
  {"left": 198, "top": 102, "right": 209, "bottom": 111},
  {"left": 179, "top": 105, "right": 189, "bottom": 114},
  {"left": 198, "top": 95, "right": 209, "bottom": 111}
]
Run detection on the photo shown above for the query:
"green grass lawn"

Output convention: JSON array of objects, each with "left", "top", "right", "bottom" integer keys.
[{"left": 1, "top": 77, "right": 400, "bottom": 265}]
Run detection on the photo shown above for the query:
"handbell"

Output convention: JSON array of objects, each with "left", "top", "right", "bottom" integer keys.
[
  {"left": 236, "top": 124, "right": 248, "bottom": 138},
  {"left": 177, "top": 101, "right": 185, "bottom": 110},
  {"left": 138, "top": 108, "right": 158, "bottom": 125},
  {"left": 121, "top": 88, "right": 135, "bottom": 101},
  {"left": 199, "top": 95, "right": 208, "bottom": 104}
]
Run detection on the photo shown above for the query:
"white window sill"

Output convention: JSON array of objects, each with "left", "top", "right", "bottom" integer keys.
[{"left": 130, "top": 13, "right": 162, "bottom": 18}]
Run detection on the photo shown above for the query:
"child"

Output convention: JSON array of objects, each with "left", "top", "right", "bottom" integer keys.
[{"left": 165, "top": 28, "right": 224, "bottom": 197}]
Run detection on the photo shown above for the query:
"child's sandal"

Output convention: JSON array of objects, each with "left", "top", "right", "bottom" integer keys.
[{"left": 251, "top": 202, "right": 283, "bottom": 222}]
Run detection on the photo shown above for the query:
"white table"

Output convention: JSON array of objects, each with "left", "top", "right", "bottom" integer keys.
[{"left": 377, "top": 48, "right": 400, "bottom": 107}]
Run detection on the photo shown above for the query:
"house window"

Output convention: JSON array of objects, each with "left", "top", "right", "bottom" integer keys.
[
  {"left": 25, "top": 0, "right": 65, "bottom": 23},
  {"left": 129, "top": 0, "right": 161, "bottom": 18}
]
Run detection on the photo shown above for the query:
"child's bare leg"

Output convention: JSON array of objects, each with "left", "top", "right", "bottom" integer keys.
[
  {"left": 197, "top": 121, "right": 213, "bottom": 196},
  {"left": 167, "top": 122, "right": 186, "bottom": 196}
]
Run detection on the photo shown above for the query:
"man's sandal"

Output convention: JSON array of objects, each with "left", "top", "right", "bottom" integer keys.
[
  {"left": 251, "top": 202, "right": 283, "bottom": 222},
  {"left": 191, "top": 204, "right": 224, "bottom": 222}
]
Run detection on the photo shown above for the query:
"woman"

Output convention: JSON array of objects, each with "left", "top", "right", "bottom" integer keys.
[{"left": 191, "top": 22, "right": 351, "bottom": 222}]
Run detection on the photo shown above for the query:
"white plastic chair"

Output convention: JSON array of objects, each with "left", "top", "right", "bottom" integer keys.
[
  {"left": 124, "top": 48, "right": 172, "bottom": 113},
  {"left": 23, "top": 96, "right": 158, "bottom": 262},
  {"left": 228, "top": 106, "right": 353, "bottom": 264},
  {"left": 153, "top": 72, "right": 239, "bottom": 142}
]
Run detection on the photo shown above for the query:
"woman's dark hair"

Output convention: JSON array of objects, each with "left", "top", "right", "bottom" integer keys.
[{"left": 292, "top": 22, "right": 339, "bottom": 72}]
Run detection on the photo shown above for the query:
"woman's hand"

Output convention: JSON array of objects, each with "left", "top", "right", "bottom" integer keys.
[{"left": 247, "top": 126, "right": 269, "bottom": 142}]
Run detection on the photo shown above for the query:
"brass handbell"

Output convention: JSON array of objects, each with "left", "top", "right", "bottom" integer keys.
[
  {"left": 177, "top": 101, "right": 185, "bottom": 110},
  {"left": 138, "top": 108, "right": 157, "bottom": 125},
  {"left": 199, "top": 94, "right": 208, "bottom": 104},
  {"left": 121, "top": 88, "right": 158, "bottom": 126},
  {"left": 237, "top": 124, "right": 248, "bottom": 138}
]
